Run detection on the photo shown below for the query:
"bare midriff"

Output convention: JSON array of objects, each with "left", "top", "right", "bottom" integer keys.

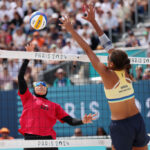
[{"left": 109, "top": 97, "right": 139, "bottom": 120}]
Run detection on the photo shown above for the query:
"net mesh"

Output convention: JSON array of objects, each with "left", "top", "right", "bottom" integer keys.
[{"left": 0, "top": 47, "right": 150, "bottom": 149}]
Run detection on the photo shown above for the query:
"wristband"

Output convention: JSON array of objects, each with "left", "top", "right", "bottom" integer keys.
[{"left": 99, "top": 34, "right": 114, "bottom": 52}]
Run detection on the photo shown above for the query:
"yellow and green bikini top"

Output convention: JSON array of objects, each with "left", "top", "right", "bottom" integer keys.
[{"left": 104, "top": 70, "right": 135, "bottom": 103}]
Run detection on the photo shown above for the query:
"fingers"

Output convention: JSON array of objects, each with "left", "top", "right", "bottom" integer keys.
[
  {"left": 59, "top": 16, "right": 71, "bottom": 28},
  {"left": 25, "top": 43, "right": 35, "bottom": 51},
  {"left": 59, "top": 15, "right": 69, "bottom": 22},
  {"left": 85, "top": 113, "right": 97, "bottom": 121}
]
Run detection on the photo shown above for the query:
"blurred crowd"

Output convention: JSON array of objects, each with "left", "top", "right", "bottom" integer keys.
[
  {"left": 0, "top": 0, "right": 150, "bottom": 91},
  {"left": 0, "top": 126, "right": 107, "bottom": 139}
]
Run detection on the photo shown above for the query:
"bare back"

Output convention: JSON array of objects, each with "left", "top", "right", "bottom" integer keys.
[{"left": 102, "top": 69, "right": 139, "bottom": 120}]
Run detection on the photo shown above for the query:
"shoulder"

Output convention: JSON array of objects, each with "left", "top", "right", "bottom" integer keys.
[{"left": 18, "top": 88, "right": 32, "bottom": 98}]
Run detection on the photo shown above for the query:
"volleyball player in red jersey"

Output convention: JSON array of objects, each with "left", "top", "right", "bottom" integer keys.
[{"left": 18, "top": 44, "right": 96, "bottom": 150}]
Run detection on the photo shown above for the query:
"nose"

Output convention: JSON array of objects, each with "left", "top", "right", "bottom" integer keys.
[{"left": 38, "top": 84, "right": 44, "bottom": 88}]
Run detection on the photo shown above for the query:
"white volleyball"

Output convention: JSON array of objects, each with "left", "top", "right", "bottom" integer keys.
[{"left": 30, "top": 11, "right": 47, "bottom": 30}]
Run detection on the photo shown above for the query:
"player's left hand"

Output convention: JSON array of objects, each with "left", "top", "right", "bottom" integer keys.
[
  {"left": 82, "top": 113, "right": 97, "bottom": 124},
  {"left": 59, "top": 16, "right": 73, "bottom": 32},
  {"left": 25, "top": 43, "right": 35, "bottom": 52},
  {"left": 82, "top": 4, "right": 95, "bottom": 23}
]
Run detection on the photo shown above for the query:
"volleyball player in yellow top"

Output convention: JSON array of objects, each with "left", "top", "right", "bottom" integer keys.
[{"left": 60, "top": 4, "right": 150, "bottom": 150}]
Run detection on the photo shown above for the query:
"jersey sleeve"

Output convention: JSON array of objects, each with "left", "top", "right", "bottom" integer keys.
[
  {"left": 18, "top": 88, "right": 33, "bottom": 107},
  {"left": 55, "top": 104, "right": 69, "bottom": 123}
]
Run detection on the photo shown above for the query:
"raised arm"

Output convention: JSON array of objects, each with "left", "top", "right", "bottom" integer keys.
[
  {"left": 18, "top": 59, "right": 29, "bottom": 94},
  {"left": 18, "top": 44, "right": 35, "bottom": 94},
  {"left": 60, "top": 17, "right": 108, "bottom": 76},
  {"left": 82, "top": 4, "right": 114, "bottom": 53}
]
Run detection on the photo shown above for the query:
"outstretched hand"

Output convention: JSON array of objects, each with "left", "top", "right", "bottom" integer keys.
[
  {"left": 25, "top": 43, "right": 35, "bottom": 52},
  {"left": 82, "top": 4, "right": 95, "bottom": 23},
  {"left": 59, "top": 16, "right": 74, "bottom": 32},
  {"left": 82, "top": 113, "right": 97, "bottom": 124}
]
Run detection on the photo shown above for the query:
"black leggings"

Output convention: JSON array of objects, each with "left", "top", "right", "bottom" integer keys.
[{"left": 24, "top": 134, "right": 58, "bottom": 150}]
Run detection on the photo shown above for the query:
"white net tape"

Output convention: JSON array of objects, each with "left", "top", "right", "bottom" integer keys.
[
  {"left": 0, "top": 136, "right": 150, "bottom": 149},
  {"left": 0, "top": 50, "right": 150, "bottom": 64},
  {"left": 0, "top": 138, "right": 111, "bottom": 148}
]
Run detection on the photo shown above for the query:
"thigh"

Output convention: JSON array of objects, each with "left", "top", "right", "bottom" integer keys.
[
  {"left": 110, "top": 122, "right": 133, "bottom": 150},
  {"left": 132, "top": 145, "right": 148, "bottom": 150},
  {"left": 132, "top": 116, "right": 150, "bottom": 147}
]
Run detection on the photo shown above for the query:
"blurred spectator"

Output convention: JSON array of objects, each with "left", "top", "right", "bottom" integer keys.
[
  {"left": 103, "top": 11, "right": 119, "bottom": 37},
  {"left": 16, "top": 0, "right": 24, "bottom": 18},
  {"left": 47, "top": 44, "right": 60, "bottom": 68},
  {"left": 62, "top": 39, "right": 78, "bottom": 54},
  {"left": 53, "top": 68, "right": 72, "bottom": 87},
  {"left": 90, "top": 31, "right": 100, "bottom": 50},
  {"left": 12, "top": 27, "right": 26, "bottom": 49},
  {"left": 136, "top": 65, "right": 143, "bottom": 81},
  {"left": 143, "top": 68, "right": 150, "bottom": 80},
  {"left": 8, "top": 59, "right": 20, "bottom": 88},
  {"left": 101, "top": 0, "right": 111, "bottom": 13},
  {"left": 1, "top": 14, "right": 11, "bottom": 31},
  {"left": 0, "top": 30, "right": 12, "bottom": 49},
  {"left": 0, "top": 127, "right": 14, "bottom": 140},
  {"left": 137, "top": 0, "right": 148, "bottom": 15},
  {"left": 0, "top": 4, "right": 10, "bottom": 22},
  {"left": 31, "top": 31, "right": 45, "bottom": 48},
  {"left": 125, "top": 31, "right": 141, "bottom": 47},
  {"left": 24, "top": 66, "right": 34, "bottom": 88},
  {"left": 95, "top": 5, "right": 105, "bottom": 30},
  {"left": 96, "top": 127, "right": 107, "bottom": 136},
  {"left": 23, "top": 8, "right": 33, "bottom": 34},
  {"left": 39, "top": 1, "right": 53, "bottom": 17},
  {"left": 112, "top": 0, "right": 132, "bottom": 32},
  {"left": 24, "top": 0, "right": 36, "bottom": 16},
  {"left": 31, "top": 60, "right": 46, "bottom": 81},
  {"left": 10, "top": 11, "right": 23, "bottom": 31},
  {"left": 0, "top": 66, "right": 14, "bottom": 90},
  {"left": 49, "top": 23, "right": 59, "bottom": 40},
  {"left": 144, "top": 25, "right": 150, "bottom": 45},
  {"left": 72, "top": 128, "right": 83, "bottom": 137}
]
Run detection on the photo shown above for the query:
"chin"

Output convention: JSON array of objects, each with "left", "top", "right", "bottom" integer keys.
[{"left": 36, "top": 92, "right": 45, "bottom": 95}]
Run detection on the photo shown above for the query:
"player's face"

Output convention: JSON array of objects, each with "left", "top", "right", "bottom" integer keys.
[
  {"left": 34, "top": 85, "right": 47, "bottom": 95},
  {"left": 34, "top": 82, "right": 47, "bottom": 95}
]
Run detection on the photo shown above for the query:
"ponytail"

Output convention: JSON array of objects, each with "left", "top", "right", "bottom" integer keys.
[
  {"left": 124, "top": 58, "right": 134, "bottom": 81},
  {"left": 124, "top": 58, "right": 131, "bottom": 74}
]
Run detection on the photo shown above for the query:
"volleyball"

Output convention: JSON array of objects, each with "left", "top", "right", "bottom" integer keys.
[{"left": 30, "top": 11, "right": 47, "bottom": 30}]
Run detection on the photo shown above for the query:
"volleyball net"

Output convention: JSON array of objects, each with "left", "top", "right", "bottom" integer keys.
[
  {"left": 0, "top": 46, "right": 150, "bottom": 149},
  {"left": 0, "top": 136, "right": 111, "bottom": 149}
]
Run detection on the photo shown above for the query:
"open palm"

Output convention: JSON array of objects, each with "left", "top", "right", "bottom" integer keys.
[
  {"left": 82, "top": 113, "right": 97, "bottom": 124},
  {"left": 59, "top": 16, "right": 73, "bottom": 32},
  {"left": 25, "top": 43, "right": 35, "bottom": 52},
  {"left": 82, "top": 4, "right": 95, "bottom": 22}
]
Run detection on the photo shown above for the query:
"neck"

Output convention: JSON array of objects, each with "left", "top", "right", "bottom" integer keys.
[{"left": 34, "top": 91, "right": 47, "bottom": 99}]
